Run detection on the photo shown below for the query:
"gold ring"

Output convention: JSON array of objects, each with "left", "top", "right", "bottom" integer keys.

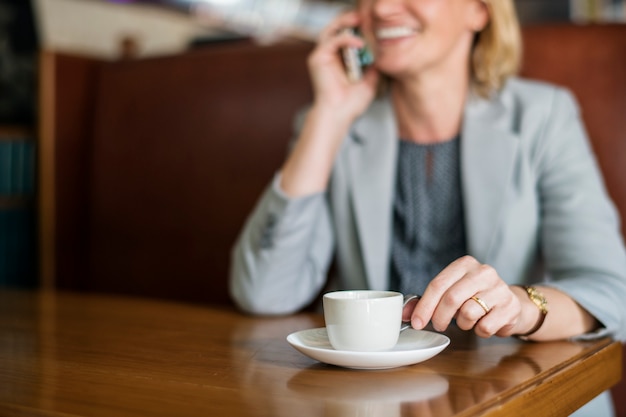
[{"left": 470, "top": 296, "right": 491, "bottom": 314}]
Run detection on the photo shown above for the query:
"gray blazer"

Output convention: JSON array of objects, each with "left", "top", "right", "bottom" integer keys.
[{"left": 230, "top": 77, "right": 626, "bottom": 342}]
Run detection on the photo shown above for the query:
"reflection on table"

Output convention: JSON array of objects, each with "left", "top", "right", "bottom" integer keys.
[{"left": 0, "top": 289, "right": 620, "bottom": 417}]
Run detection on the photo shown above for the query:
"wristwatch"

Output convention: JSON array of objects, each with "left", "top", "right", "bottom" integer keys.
[{"left": 516, "top": 286, "right": 548, "bottom": 338}]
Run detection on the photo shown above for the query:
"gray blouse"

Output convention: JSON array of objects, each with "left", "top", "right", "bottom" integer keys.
[{"left": 389, "top": 136, "right": 467, "bottom": 295}]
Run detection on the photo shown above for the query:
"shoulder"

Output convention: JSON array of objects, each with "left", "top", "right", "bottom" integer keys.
[
  {"left": 498, "top": 77, "right": 581, "bottom": 119},
  {"left": 465, "top": 77, "right": 584, "bottom": 142},
  {"left": 464, "top": 76, "right": 593, "bottom": 170}
]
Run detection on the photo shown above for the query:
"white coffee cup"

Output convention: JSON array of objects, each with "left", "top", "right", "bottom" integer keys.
[{"left": 323, "top": 290, "right": 418, "bottom": 352}]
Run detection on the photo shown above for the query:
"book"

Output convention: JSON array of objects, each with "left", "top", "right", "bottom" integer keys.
[
  {"left": 0, "top": 128, "right": 37, "bottom": 287},
  {"left": 0, "top": 139, "right": 35, "bottom": 196},
  {"left": 0, "top": 207, "right": 37, "bottom": 288}
]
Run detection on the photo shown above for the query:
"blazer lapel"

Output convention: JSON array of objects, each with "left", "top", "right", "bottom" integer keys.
[
  {"left": 461, "top": 94, "right": 520, "bottom": 262},
  {"left": 345, "top": 92, "right": 520, "bottom": 287},
  {"left": 348, "top": 98, "right": 397, "bottom": 290}
]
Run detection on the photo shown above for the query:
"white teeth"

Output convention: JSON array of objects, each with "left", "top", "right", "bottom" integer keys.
[{"left": 376, "top": 26, "right": 416, "bottom": 40}]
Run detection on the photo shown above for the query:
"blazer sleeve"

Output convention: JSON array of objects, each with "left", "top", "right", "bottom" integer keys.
[
  {"left": 229, "top": 115, "right": 335, "bottom": 315},
  {"left": 534, "top": 87, "right": 626, "bottom": 341}
]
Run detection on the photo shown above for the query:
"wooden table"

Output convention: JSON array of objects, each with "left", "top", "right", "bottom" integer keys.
[{"left": 0, "top": 290, "right": 621, "bottom": 417}]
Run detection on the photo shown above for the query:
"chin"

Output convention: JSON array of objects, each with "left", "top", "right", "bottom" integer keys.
[{"left": 374, "top": 62, "right": 409, "bottom": 80}]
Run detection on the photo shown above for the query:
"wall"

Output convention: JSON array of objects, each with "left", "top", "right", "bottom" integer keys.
[{"left": 33, "top": 0, "right": 216, "bottom": 60}]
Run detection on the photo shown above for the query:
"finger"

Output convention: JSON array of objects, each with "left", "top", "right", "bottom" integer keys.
[
  {"left": 308, "top": 30, "right": 363, "bottom": 75},
  {"left": 473, "top": 292, "right": 521, "bottom": 338},
  {"left": 429, "top": 261, "right": 504, "bottom": 331},
  {"left": 431, "top": 270, "right": 492, "bottom": 330},
  {"left": 411, "top": 256, "right": 481, "bottom": 329},
  {"left": 311, "top": 23, "right": 365, "bottom": 63},
  {"left": 318, "top": 10, "right": 360, "bottom": 42},
  {"left": 473, "top": 306, "right": 505, "bottom": 338},
  {"left": 331, "top": 30, "right": 365, "bottom": 51},
  {"left": 455, "top": 296, "right": 491, "bottom": 330},
  {"left": 483, "top": 304, "right": 522, "bottom": 338},
  {"left": 402, "top": 296, "right": 420, "bottom": 321}
]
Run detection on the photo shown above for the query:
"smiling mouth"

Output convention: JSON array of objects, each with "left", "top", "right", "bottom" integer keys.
[{"left": 375, "top": 26, "right": 417, "bottom": 40}]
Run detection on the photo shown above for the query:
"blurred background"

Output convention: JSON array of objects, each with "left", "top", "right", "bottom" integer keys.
[
  {"left": 3, "top": 0, "right": 625, "bottom": 64},
  {"left": 1, "top": 0, "right": 624, "bottom": 125},
  {"left": 0, "top": 0, "right": 625, "bottom": 292}
]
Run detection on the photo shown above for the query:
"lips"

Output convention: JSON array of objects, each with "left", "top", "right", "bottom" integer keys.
[{"left": 375, "top": 26, "right": 417, "bottom": 40}]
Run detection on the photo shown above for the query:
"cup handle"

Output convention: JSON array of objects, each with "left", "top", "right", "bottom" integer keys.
[{"left": 400, "top": 294, "right": 421, "bottom": 331}]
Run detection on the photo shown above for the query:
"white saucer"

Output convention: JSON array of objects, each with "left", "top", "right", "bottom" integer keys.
[{"left": 286, "top": 327, "right": 450, "bottom": 370}]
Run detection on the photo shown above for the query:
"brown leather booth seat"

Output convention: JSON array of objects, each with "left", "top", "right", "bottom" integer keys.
[
  {"left": 521, "top": 24, "right": 626, "bottom": 239},
  {"left": 40, "top": 41, "right": 313, "bottom": 305}
]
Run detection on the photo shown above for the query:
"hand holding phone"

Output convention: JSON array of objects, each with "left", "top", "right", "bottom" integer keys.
[{"left": 341, "top": 28, "right": 374, "bottom": 82}]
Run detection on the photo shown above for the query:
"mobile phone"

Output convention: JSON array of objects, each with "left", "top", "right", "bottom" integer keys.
[{"left": 341, "top": 28, "right": 374, "bottom": 82}]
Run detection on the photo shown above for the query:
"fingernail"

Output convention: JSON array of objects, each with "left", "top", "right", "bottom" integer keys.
[{"left": 412, "top": 318, "right": 423, "bottom": 329}]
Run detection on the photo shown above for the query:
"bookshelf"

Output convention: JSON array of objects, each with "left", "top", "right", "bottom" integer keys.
[
  {"left": 0, "top": 1, "right": 38, "bottom": 288},
  {"left": 0, "top": 126, "right": 37, "bottom": 288}
]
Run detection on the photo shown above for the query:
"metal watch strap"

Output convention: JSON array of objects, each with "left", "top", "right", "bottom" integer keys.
[{"left": 516, "top": 285, "right": 548, "bottom": 338}]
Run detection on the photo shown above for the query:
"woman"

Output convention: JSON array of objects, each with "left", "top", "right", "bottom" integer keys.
[{"left": 230, "top": 0, "right": 626, "bottom": 350}]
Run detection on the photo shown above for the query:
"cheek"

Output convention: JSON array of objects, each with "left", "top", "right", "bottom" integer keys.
[{"left": 422, "top": 10, "right": 474, "bottom": 53}]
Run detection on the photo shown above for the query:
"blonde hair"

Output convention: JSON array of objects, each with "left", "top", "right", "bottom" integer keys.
[{"left": 471, "top": 0, "right": 522, "bottom": 97}]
